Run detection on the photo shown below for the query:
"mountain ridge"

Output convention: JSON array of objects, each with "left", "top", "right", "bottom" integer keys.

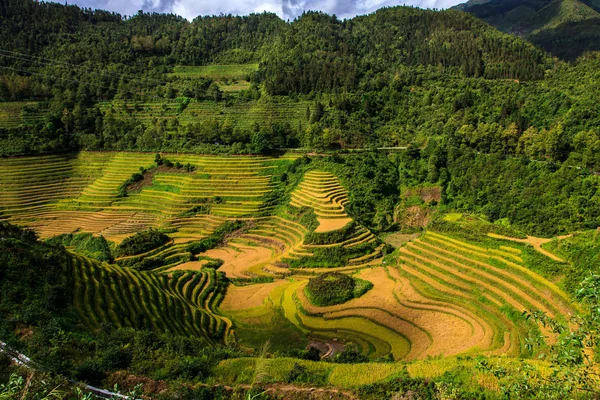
[{"left": 454, "top": 0, "right": 600, "bottom": 59}]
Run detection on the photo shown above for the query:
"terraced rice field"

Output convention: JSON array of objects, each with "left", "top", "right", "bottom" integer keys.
[
  {"left": 190, "top": 169, "right": 383, "bottom": 278},
  {"left": 0, "top": 151, "right": 578, "bottom": 361},
  {"left": 0, "top": 101, "right": 44, "bottom": 128},
  {"left": 70, "top": 253, "right": 232, "bottom": 343},
  {"left": 395, "top": 232, "right": 575, "bottom": 354},
  {"left": 222, "top": 230, "right": 576, "bottom": 360},
  {"left": 291, "top": 170, "right": 351, "bottom": 232},
  {"left": 169, "top": 64, "right": 259, "bottom": 80},
  {"left": 0, "top": 152, "right": 285, "bottom": 244},
  {"left": 99, "top": 100, "right": 312, "bottom": 132}
]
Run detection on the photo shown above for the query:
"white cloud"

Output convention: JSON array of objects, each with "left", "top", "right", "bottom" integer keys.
[{"left": 64, "top": 0, "right": 463, "bottom": 20}]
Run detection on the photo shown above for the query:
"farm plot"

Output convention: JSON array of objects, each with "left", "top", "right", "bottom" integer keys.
[
  {"left": 396, "top": 231, "right": 576, "bottom": 355},
  {"left": 175, "top": 216, "right": 307, "bottom": 278},
  {"left": 179, "top": 100, "right": 311, "bottom": 131},
  {"left": 69, "top": 253, "right": 232, "bottom": 343},
  {"left": 0, "top": 152, "right": 286, "bottom": 251},
  {"left": 0, "top": 102, "right": 44, "bottom": 128},
  {"left": 282, "top": 170, "right": 384, "bottom": 274},
  {"left": 98, "top": 99, "right": 311, "bottom": 132},
  {"left": 290, "top": 170, "right": 351, "bottom": 232},
  {"left": 221, "top": 227, "right": 577, "bottom": 361},
  {"left": 169, "top": 64, "right": 259, "bottom": 80}
]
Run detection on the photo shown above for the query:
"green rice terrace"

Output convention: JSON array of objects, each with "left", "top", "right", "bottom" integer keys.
[
  {"left": 5, "top": 2, "right": 600, "bottom": 398},
  {"left": 0, "top": 151, "right": 582, "bottom": 371}
]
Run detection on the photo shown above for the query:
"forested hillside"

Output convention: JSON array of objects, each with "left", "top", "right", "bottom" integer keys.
[
  {"left": 3, "top": 0, "right": 598, "bottom": 164},
  {"left": 456, "top": 0, "right": 600, "bottom": 60}
]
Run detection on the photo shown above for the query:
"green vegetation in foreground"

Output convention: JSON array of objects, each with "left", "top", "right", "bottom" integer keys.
[{"left": 305, "top": 272, "right": 373, "bottom": 306}]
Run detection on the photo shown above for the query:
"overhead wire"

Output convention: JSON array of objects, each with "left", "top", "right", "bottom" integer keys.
[{"left": 0, "top": 48, "right": 194, "bottom": 105}]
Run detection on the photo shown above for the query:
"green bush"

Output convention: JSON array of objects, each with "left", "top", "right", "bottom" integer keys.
[
  {"left": 353, "top": 278, "right": 374, "bottom": 298},
  {"left": 131, "top": 256, "right": 166, "bottom": 271},
  {"left": 47, "top": 233, "right": 114, "bottom": 262},
  {"left": 305, "top": 272, "right": 355, "bottom": 306},
  {"left": 115, "top": 229, "right": 170, "bottom": 257},
  {"left": 288, "top": 242, "right": 378, "bottom": 268},
  {"left": 286, "top": 363, "right": 309, "bottom": 383},
  {"left": 304, "top": 221, "right": 357, "bottom": 245},
  {"left": 306, "top": 272, "right": 373, "bottom": 306},
  {"left": 334, "top": 343, "right": 369, "bottom": 364},
  {"left": 117, "top": 166, "right": 150, "bottom": 197}
]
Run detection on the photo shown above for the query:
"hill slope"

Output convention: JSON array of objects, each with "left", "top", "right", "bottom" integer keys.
[{"left": 455, "top": 0, "right": 600, "bottom": 59}]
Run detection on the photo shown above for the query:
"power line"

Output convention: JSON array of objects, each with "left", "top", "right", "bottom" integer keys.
[
  {"left": 0, "top": 65, "right": 83, "bottom": 85},
  {"left": 0, "top": 48, "right": 169, "bottom": 86},
  {"left": 0, "top": 58, "right": 181, "bottom": 104}
]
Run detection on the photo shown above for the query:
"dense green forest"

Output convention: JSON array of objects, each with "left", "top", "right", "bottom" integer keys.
[{"left": 1, "top": 0, "right": 600, "bottom": 174}]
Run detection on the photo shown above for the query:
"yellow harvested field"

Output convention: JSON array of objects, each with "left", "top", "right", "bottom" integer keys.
[
  {"left": 168, "top": 260, "right": 208, "bottom": 271},
  {"left": 315, "top": 217, "right": 352, "bottom": 232},
  {"left": 220, "top": 280, "right": 287, "bottom": 310},
  {"left": 396, "top": 231, "right": 578, "bottom": 355},
  {"left": 296, "top": 267, "right": 486, "bottom": 359},
  {"left": 290, "top": 170, "right": 349, "bottom": 220},
  {"left": 203, "top": 242, "right": 277, "bottom": 278}
]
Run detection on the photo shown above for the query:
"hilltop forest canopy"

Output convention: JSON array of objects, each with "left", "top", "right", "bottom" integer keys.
[{"left": 0, "top": 0, "right": 600, "bottom": 171}]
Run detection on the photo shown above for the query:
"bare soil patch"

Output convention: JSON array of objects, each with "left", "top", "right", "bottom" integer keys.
[
  {"left": 394, "top": 205, "right": 432, "bottom": 228},
  {"left": 383, "top": 232, "right": 420, "bottom": 248}
]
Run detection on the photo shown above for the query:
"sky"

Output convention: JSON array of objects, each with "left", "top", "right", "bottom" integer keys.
[{"left": 61, "top": 0, "right": 463, "bottom": 20}]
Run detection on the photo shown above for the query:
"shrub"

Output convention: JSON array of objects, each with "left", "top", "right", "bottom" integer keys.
[
  {"left": 286, "top": 363, "right": 309, "bottom": 383},
  {"left": 353, "top": 278, "right": 374, "bottom": 298},
  {"left": 75, "top": 359, "right": 106, "bottom": 386},
  {"left": 115, "top": 229, "right": 169, "bottom": 257},
  {"left": 304, "top": 221, "right": 357, "bottom": 245},
  {"left": 117, "top": 167, "right": 149, "bottom": 197},
  {"left": 47, "top": 233, "right": 114, "bottom": 262},
  {"left": 306, "top": 272, "right": 355, "bottom": 306},
  {"left": 306, "top": 272, "right": 373, "bottom": 306},
  {"left": 334, "top": 343, "right": 369, "bottom": 364},
  {"left": 302, "top": 346, "right": 321, "bottom": 361},
  {"left": 131, "top": 256, "right": 166, "bottom": 271}
]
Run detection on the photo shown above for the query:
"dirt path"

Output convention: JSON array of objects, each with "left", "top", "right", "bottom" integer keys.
[{"left": 487, "top": 233, "right": 571, "bottom": 263}]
